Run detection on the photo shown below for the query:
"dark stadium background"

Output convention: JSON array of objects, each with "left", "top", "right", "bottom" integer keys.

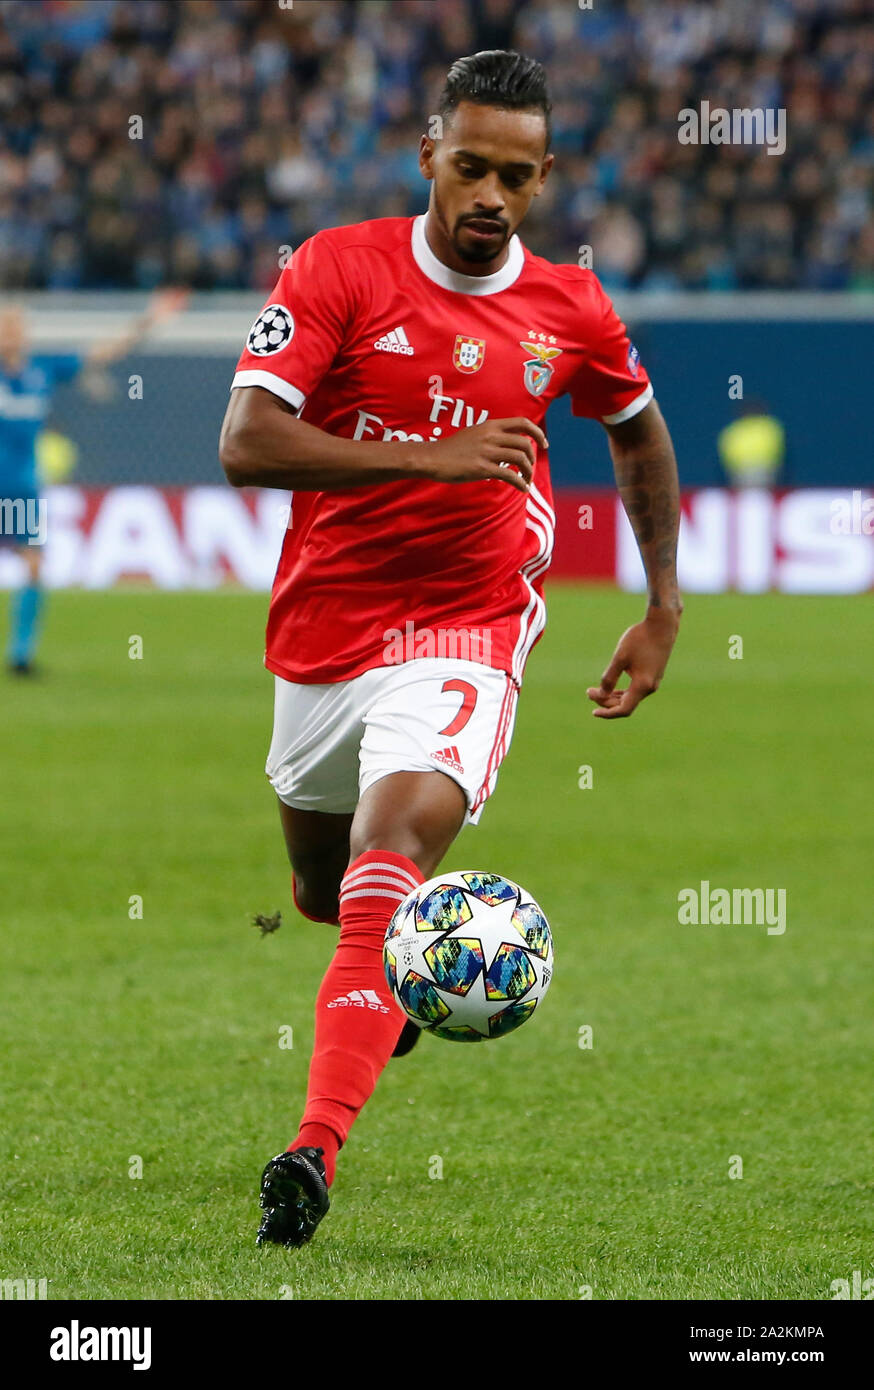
[
  {"left": 0, "top": 0, "right": 871, "bottom": 496},
  {"left": 4, "top": 0, "right": 872, "bottom": 293}
]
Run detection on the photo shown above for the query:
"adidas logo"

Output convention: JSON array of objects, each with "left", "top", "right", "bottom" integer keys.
[
  {"left": 430, "top": 744, "right": 464, "bottom": 774},
  {"left": 374, "top": 325, "right": 414, "bottom": 355},
  {"left": 326, "top": 989, "right": 391, "bottom": 1013}
]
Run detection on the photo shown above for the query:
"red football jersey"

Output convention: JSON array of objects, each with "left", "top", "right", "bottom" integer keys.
[{"left": 231, "top": 214, "right": 652, "bottom": 685}]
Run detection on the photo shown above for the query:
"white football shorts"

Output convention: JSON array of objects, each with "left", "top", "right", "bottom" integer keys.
[{"left": 265, "top": 658, "right": 519, "bottom": 826}]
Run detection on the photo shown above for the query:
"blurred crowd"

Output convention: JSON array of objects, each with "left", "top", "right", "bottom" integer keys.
[{"left": 1, "top": 0, "right": 872, "bottom": 292}]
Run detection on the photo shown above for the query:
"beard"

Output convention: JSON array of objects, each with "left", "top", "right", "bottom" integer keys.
[
  {"left": 453, "top": 224, "right": 509, "bottom": 262},
  {"left": 434, "top": 186, "right": 509, "bottom": 264}
]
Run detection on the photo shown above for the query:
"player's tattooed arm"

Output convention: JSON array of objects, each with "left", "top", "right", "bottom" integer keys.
[
  {"left": 587, "top": 400, "right": 683, "bottom": 719},
  {"left": 606, "top": 399, "right": 682, "bottom": 611}
]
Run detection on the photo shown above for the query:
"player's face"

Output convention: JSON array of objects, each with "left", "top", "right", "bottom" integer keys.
[
  {"left": 0, "top": 307, "right": 27, "bottom": 367},
  {"left": 420, "top": 101, "right": 553, "bottom": 272}
]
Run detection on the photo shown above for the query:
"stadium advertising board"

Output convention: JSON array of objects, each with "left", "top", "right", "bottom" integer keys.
[{"left": 1, "top": 487, "right": 870, "bottom": 594}]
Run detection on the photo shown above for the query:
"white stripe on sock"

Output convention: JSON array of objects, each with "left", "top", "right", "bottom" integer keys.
[
  {"left": 342, "top": 863, "right": 420, "bottom": 892},
  {"left": 340, "top": 875, "right": 418, "bottom": 901},
  {"left": 339, "top": 887, "right": 408, "bottom": 904}
]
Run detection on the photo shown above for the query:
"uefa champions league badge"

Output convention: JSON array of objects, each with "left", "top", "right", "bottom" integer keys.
[
  {"left": 247, "top": 304, "right": 295, "bottom": 355},
  {"left": 627, "top": 342, "right": 641, "bottom": 377},
  {"left": 519, "top": 334, "right": 562, "bottom": 397}
]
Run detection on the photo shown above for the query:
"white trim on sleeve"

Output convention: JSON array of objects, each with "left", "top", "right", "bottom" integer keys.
[
  {"left": 601, "top": 381, "right": 653, "bottom": 425},
  {"left": 231, "top": 370, "right": 306, "bottom": 412}
]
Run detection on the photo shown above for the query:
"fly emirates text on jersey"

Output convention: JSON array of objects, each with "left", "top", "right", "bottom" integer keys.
[{"left": 353, "top": 390, "right": 489, "bottom": 443}]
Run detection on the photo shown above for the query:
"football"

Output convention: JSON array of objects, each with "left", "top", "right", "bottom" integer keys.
[{"left": 383, "top": 871, "right": 554, "bottom": 1041}]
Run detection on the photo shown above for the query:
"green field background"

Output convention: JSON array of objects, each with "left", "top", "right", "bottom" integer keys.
[{"left": 1, "top": 586, "right": 871, "bottom": 1300}]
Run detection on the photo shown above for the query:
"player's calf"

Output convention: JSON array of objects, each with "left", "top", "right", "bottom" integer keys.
[
  {"left": 277, "top": 802, "right": 351, "bottom": 924},
  {"left": 291, "top": 871, "right": 340, "bottom": 925}
]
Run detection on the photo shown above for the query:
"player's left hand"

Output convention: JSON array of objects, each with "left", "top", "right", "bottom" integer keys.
[{"left": 587, "top": 605, "right": 681, "bottom": 719}]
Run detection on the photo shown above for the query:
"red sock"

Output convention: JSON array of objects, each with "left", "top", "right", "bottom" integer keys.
[{"left": 288, "top": 851, "right": 423, "bottom": 1185}]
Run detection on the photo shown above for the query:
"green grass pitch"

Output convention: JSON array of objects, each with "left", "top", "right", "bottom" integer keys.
[{"left": 1, "top": 585, "right": 871, "bottom": 1300}]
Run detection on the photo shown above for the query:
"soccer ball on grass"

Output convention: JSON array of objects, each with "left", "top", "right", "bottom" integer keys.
[{"left": 383, "top": 871, "right": 554, "bottom": 1042}]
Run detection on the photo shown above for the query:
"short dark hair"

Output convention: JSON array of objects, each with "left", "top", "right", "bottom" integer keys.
[{"left": 438, "top": 50, "right": 552, "bottom": 152}]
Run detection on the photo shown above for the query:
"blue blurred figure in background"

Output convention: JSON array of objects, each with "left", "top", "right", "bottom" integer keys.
[{"left": 0, "top": 290, "right": 188, "bottom": 673}]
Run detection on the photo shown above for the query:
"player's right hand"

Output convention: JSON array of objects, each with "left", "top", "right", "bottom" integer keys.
[{"left": 418, "top": 417, "right": 547, "bottom": 494}]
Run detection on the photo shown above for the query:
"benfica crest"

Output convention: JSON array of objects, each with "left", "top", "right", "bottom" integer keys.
[
  {"left": 453, "top": 335, "right": 486, "bottom": 373},
  {"left": 519, "top": 338, "right": 563, "bottom": 397}
]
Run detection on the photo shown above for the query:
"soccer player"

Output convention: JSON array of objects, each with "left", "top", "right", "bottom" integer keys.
[
  {"left": 219, "top": 50, "right": 683, "bottom": 1248},
  {"left": 0, "top": 291, "right": 187, "bottom": 673}
]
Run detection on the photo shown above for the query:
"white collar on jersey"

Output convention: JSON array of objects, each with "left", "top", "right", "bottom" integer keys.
[{"left": 411, "top": 213, "right": 524, "bottom": 295}]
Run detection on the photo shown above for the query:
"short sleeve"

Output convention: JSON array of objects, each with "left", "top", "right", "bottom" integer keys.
[
  {"left": 230, "top": 234, "right": 353, "bottom": 413},
  {"left": 568, "top": 279, "right": 653, "bottom": 424}
]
